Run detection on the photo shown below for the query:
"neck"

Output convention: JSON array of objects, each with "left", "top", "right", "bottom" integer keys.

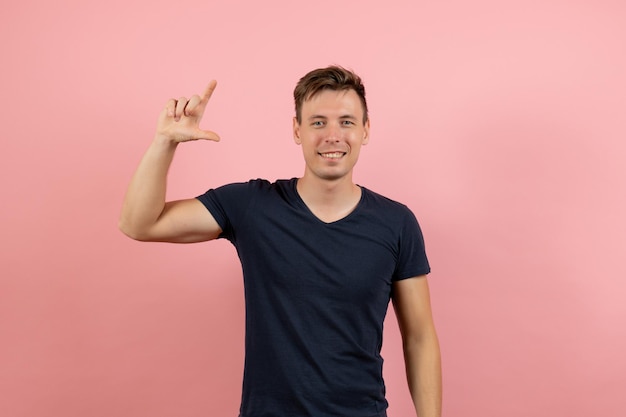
[{"left": 296, "top": 173, "right": 362, "bottom": 223}]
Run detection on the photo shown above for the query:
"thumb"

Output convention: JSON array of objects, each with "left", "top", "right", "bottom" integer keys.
[{"left": 193, "top": 128, "right": 221, "bottom": 142}]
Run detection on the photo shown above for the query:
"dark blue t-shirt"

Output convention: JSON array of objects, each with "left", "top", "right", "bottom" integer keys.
[{"left": 197, "top": 178, "right": 430, "bottom": 417}]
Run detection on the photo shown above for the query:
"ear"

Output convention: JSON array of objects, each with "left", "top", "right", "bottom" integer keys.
[
  {"left": 362, "top": 119, "right": 371, "bottom": 145},
  {"left": 293, "top": 117, "right": 302, "bottom": 145}
]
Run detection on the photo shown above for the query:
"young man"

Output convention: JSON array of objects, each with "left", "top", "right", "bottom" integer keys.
[{"left": 119, "top": 66, "right": 442, "bottom": 417}]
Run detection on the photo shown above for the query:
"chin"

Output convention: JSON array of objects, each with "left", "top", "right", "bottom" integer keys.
[{"left": 316, "top": 170, "right": 351, "bottom": 181}]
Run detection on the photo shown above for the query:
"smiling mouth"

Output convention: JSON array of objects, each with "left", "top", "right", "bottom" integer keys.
[{"left": 319, "top": 152, "right": 346, "bottom": 159}]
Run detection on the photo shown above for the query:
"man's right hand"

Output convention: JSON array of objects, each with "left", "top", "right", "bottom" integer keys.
[
  {"left": 156, "top": 80, "right": 221, "bottom": 143},
  {"left": 119, "top": 80, "right": 223, "bottom": 242}
]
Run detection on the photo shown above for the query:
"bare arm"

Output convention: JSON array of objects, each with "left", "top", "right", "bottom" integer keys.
[
  {"left": 119, "top": 81, "right": 222, "bottom": 243},
  {"left": 392, "top": 275, "right": 442, "bottom": 417}
]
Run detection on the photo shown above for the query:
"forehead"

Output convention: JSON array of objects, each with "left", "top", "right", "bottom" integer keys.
[{"left": 301, "top": 89, "right": 364, "bottom": 120}]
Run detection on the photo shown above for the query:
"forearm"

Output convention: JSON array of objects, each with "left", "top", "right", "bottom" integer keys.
[
  {"left": 404, "top": 331, "right": 442, "bottom": 417},
  {"left": 119, "top": 135, "right": 178, "bottom": 239}
]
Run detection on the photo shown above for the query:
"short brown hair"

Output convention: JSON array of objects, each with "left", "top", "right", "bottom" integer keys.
[{"left": 294, "top": 65, "right": 368, "bottom": 124}]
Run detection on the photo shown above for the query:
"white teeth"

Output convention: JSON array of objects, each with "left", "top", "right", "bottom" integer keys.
[{"left": 320, "top": 152, "right": 344, "bottom": 158}]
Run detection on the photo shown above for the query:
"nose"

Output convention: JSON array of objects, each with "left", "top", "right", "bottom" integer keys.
[{"left": 324, "top": 124, "right": 341, "bottom": 142}]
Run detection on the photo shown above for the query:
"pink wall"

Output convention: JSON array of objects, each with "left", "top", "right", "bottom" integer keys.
[{"left": 2, "top": 1, "right": 625, "bottom": 416}]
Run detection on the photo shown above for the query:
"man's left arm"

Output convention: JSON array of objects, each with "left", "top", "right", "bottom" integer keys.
[{"left": 391, "top": 275, "right": 442, "bottom": 417}]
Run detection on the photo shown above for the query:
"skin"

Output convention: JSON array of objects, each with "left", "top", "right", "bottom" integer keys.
[
  {"left": 118, "top": 81, "right": 222, "bottom": 243},
  {"left": 293, "top": 89, "right": 370, "bottom": 223},
  {"left": 119, "top": 81, "right": 442, "bottom": 417},
  {"left": 393, "top": 276, "right": 443, "bottom": 417}
]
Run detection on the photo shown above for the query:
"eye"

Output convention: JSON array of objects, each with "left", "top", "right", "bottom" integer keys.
[
  {"left": 311, "top": 120, "right": 325, "bottom": 127},
  {"left": 341, "top": 120, "right": 355, "bottom": 126}
]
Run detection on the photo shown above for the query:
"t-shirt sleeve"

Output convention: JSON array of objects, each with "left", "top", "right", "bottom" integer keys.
[
  {"left": 196, "top": 181, "right": 255, "bottom": 243},
  {"left": 392, "top": 209, "right": 431, "bottom": 281}
]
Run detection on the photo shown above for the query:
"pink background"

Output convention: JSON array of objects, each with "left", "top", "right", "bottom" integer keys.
[{"left": 1, "top": 1, "right": 625, "bottom": 416}]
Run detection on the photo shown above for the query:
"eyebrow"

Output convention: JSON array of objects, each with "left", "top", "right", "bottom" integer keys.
[{"left": 307, "top": 114, "right": 358, "bottom": 121}]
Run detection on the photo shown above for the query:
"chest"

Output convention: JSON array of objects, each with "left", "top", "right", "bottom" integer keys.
[{"left": 235, "top": 202, "right": 399, "bottom": 304}]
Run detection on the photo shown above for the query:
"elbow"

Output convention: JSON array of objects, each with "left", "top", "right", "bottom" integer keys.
[
  {"left": 118, "top": 217, "right": 149, "bottom": 241},
  {"left": 118, "top": 220, "right": 137, "bottom": 240}
]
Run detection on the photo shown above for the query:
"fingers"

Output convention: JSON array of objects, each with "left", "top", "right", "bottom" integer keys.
[
  {"left": 174, "top": 97, "right": 188, "bottom": 120},
  {"left": 185, "top": 95, "right": 201, "bottom": 116},
  {"left": 171, "top": 128, "right": 220, "bottom": 143},
  {"left": 165, "top": 98, "right": 177, "bottom": 118},
  {"left": 201, "top": 80, "right": 217, "bottom": 102},
  {"left": 165, "top": 97, "right": 189, "bottom": 121},
  {"left": 165, "top": 80, "right": 217, "bottom": 121},
  {"left": 190, "top": 80, "right": 217, "bottom": 117},
  {"left": 165, "top": 96, "right": 194, "bottom": 121},
  {"left": 196, "top": 129, "right": 221, "bottom": 142}
]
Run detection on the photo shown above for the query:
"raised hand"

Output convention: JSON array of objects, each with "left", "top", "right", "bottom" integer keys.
[{"left": 156, "top": 80, "right": 221, "bottom": 143}]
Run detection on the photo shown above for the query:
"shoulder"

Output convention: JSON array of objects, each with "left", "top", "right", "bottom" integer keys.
[
  {"left": 358, "top": 187, "right": 426, "bottom": 236},
  {"left": 197, "top": 178, "right": 297, "bottom": 206},
  {"left": 229, "top": 178, "right": 296, "bottom": 191},
  {"left": 199, "top": 178, "right": 276, "bottom": 196},
  {"left": 195, "top": 178, "right": 287, "bottom": 239},
  {"left": 360, "top": 187, "right": 415, "bottom": 216}
]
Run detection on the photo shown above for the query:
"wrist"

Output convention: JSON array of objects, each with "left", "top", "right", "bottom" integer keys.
[{"left": 152, "top": 133, "right": 179, "bottom": 149}]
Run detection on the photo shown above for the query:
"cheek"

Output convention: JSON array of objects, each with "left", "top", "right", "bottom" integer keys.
[{"left": 304, "top": 133, "right": 324, "bottom": 147}]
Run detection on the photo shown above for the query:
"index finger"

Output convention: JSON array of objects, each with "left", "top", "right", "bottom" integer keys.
[{"left": 201, "top": 80, "right": 217, "bottom": 102}]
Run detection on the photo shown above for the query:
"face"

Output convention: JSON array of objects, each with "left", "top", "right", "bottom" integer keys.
[{"left": 293, "top": 89, "right": 370, "bottom": 183}]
